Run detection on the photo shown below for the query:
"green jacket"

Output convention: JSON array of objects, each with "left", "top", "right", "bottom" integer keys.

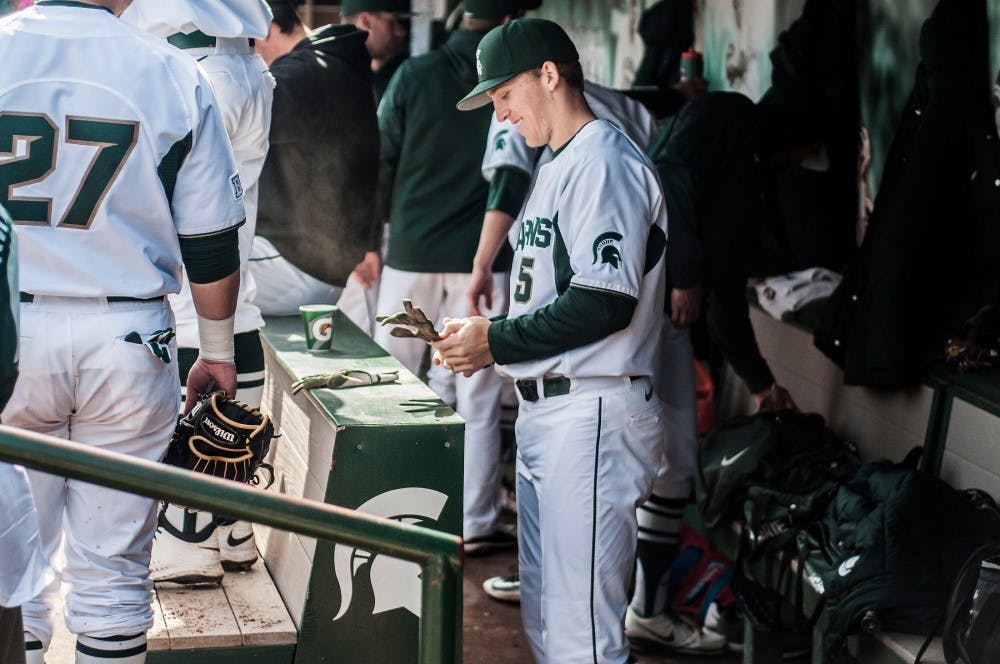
[{"left": 376, "top": 29, "right": 506, "bottom": 273}]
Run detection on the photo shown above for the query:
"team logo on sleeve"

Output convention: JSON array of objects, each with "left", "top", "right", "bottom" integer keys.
[
  {"left": 592, "top": 231, "right": 623, "bottom": 269},
  {"left": 494, "top": 129, "right": 509, "bottom": 151},
  {"left": 230, "top": 173, "right": 244, "bottom": 201}
]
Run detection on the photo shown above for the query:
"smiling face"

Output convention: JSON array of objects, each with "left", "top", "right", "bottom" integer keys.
[{"left": 487, "top": 67, "right": 552, "bottom": 148}]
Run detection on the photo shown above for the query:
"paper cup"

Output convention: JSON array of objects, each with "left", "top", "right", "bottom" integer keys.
[{"left": 300, "top": 304, "right": 336, "bottom": 352}]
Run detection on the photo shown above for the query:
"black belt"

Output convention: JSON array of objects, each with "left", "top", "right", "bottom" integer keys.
[
  {"left": 167, "top": 30, "right": 254, "bottom": 50},
  {"left": 19, "top": 292, "right": 163, "bottom": 304},
  {"left": 515, "top": 376, "right": 571, "bottom": 402}
]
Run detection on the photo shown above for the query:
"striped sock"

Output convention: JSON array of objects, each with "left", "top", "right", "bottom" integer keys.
[
  {"left": 632, "top": 493, "right": 687, "bottom": 617},
  {"left": 75, "top": 633, "right": 146, "bottom": 663}
]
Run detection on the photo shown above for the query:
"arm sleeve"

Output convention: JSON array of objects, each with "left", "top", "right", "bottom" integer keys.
[
  {"left": 486, "top": 167, "right": 531, "bottom": 217},
  {"left": 374, "top": 66, "right": 407, "bottom": 226},
  {"left": 179, "top": 225, "right": 242, "bottom": 284},
  {"left": 488, "top": 285, "right": 636, "bottom": 365},
  {"left": 647, "top": 121, "right": 703, "bottom": 289},
  {"left": 660, "top": 160, "right": 702, "bottom": 289}
]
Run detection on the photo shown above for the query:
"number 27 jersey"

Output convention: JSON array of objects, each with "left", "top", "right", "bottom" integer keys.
[
  {"left": 0, "top": 3, "right": 245, "bottom": 299},
  {"left": 501, "top": 120, "right": 667, "bottom": 381}
]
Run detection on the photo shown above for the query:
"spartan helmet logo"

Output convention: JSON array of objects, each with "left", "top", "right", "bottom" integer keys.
[
  {"left": 592, "top": 231, "right": 624, "bottom": 269},
  {"left": 475, "top": 48, "right": 483, "bottom": 78},
  {"left": 332, "top": 488, "right": 448, "bottom": 621}
]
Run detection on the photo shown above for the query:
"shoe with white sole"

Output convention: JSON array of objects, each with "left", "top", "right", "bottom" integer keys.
[
  {"left": 150, "top": 504, "right": 223, "bottom": 585},
  {"left": 217, "top": 520, "right": 258, "bottom": 571},
  {"left": 482, "top": 575, "right": 520, "bottom": 603},
  {"left": 625, "top": 606, "right": 728, "bottom": 655}
]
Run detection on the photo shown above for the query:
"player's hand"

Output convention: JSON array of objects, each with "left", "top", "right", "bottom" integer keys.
[
  {"left": 432, "top": 317, "right": 493, "bottom": 377},
  {"left": 466, "top": 266, "right": 493, "bottom": 317},
  {"left": 184, "top": 357, "right": 237, "bottom": 414},
  {"left": 351, "top": 252, "right": 383, "bottom": 289},
  {"left": 670, "top": 286, "right": 702, "bottom": 328}
]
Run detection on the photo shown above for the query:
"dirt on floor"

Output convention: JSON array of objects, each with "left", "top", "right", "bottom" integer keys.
[{"left": 461, "top": 547, "right": 742, "bottom": 664}]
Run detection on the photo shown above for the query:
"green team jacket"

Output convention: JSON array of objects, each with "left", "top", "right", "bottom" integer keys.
[{"left": 375, "top": 29, "right": 510, "bottom": 274}]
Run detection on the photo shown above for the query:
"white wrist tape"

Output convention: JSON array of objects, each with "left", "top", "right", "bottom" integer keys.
[{"left": 197, "top": 314, "right": 235, "bottom": 362}]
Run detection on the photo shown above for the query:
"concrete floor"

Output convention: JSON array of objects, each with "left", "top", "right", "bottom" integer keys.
[{"left": 461, "top": 546, "right": 742, "bottom": 664}]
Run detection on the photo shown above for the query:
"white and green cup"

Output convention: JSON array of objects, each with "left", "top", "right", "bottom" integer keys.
[{"left": 300, "top": 304, "right": 336, "bottom": 352}]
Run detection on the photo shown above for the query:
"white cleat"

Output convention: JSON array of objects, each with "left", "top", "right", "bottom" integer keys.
[
  {"left": 217, "top": 520, "right": 258, "bottom": 571},
  {"left": 149, "top": 504, "right": 223, "bottom": 585},
  {"left": 625, "top": 606, "right": 728, "bottom": 655}
]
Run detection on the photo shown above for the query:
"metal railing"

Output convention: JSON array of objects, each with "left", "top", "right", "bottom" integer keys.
[{"left": 0, "top": 424, "right": 462, "bottom": 664}]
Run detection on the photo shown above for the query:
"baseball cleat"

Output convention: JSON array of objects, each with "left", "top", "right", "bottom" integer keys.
[
  {"left": 625, "top": 606, "right": 728, "bottom": 655},
  {"left": 217, "top": 520, "right": 259, "bottom": 571},
  {"left": 150, "top": 504, "right": 223, "bottom": 585},
  {"left": 482, "top": 575, "right": 521, "bottom": 603},
  {"left": 464, "top": 522, "right": 517, "bottom": 556}
]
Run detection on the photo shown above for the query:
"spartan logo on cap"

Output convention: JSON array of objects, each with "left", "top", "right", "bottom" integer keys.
[
  {"left": 332, "top": 488, "right": 449, "bottom": 620},
  {"left": 592, "top": 231, "right": 623, "bottom": 269},
  {"left": 476, "top": 47, "right": 483, "bottom": 78},
  {"left": 230, "top": 173, "right": 244, "bottom": 201}
]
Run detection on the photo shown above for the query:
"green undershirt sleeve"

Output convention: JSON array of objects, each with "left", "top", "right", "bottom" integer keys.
[
  {"left": 486, "top": 167, "right": 532, "bottom": 217},
  {"left": 179, "top": 224, "right": 242, "bottom": 284},
  {"left": 487, "top": 285, "right": 637, "bottom": 365}
]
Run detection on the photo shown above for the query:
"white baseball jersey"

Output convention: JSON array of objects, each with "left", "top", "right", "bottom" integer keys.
[
  {"left": 497, "top": 119, "right": 667, "bottom": 380},
  {"left": 120, "top": 0, "right": 272, "bottom": 39},
  {"left": 0, "top": 3, "right": 245, "bottom": 299},
  {"left": 124, "top": 0, "right": 275, "bottom": 343},
  {"left": 481, "top": 80, "right": 659, "bottom": 182}
]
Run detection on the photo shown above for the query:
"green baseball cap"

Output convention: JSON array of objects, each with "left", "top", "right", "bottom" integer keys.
[
  {"left": 457, "top": 18, "right": 578, "bottom": 111},
  {"left": 463, "top": 0, "right": 536, "bottom": 18},
  {"left": 340, "top": 0, "right": 411, "bottom": 16}
]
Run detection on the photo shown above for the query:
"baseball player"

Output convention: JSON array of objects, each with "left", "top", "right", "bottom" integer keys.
[
  {"left": 336, "top": 0, "right": 412, "bottom": 336},
  {"left": 439, "top": 18, "right": 667, "bottom": 662},
  {"left": 474, "top": 80, "right": 661, "bottom": 604},
  {"left": 123, "top": 0, "right": 275, "bottom": 586},
  {"left": 0, "top": 2, "right": 243, "bottom": 662},
  {"left": 373, "top": 0, "right": 538, "bottom": 554}
]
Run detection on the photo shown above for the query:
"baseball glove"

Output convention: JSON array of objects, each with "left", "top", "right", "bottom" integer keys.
[{"left": 163, "top": 391, "right": 275, "bottom": 485}]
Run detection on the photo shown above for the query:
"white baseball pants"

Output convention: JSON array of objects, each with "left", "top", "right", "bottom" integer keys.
[
  {"left": 2, "top": 297, "right": 178, "bottom": 644},
  {"left": 516, "top": 376, "right": 663, "bottom": 663}
]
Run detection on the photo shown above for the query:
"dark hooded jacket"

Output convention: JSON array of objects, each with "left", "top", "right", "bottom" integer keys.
[
  {"left": 375, "top": 29, "right": 495, "bottom": 273},
  {"left": 815, "top": 0, "right": 1000, "bottom": 387},
  {"left": 256, "top": 24, "right": 379, "bottom": 287}
]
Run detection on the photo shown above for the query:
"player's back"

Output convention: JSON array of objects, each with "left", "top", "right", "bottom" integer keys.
[{"left": 0, "top": 3, "right": 243, "bottom": 299}]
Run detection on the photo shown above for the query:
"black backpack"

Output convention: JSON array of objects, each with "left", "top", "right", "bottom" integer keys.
[
  {"left": 943, "top": 526, "right": 1000, "bottom": 664},
  {"left": 799, "top": 463, "right": 1000, "bottom": 663},
  {"left": 696, "top": 411, "right": 860, "bottom": 531}
]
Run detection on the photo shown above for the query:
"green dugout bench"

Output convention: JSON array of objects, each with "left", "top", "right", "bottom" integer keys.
[
  {"left": 140, "top": 311, "right": 464, "bottom": 663},
  {"left": 709, "top": 305, "right": 1000, "bottom": 664}
]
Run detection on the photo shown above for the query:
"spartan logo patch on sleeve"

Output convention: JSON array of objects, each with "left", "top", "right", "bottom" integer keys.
[
  {"left": 230, "top": 173, "right": 244, "bottom": 201},
  {"left": 592, "top": 231, "right": 623, "bottom": 269},
  {"left": 494, "top": 128, "right": 509, "bottom": 151}
]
